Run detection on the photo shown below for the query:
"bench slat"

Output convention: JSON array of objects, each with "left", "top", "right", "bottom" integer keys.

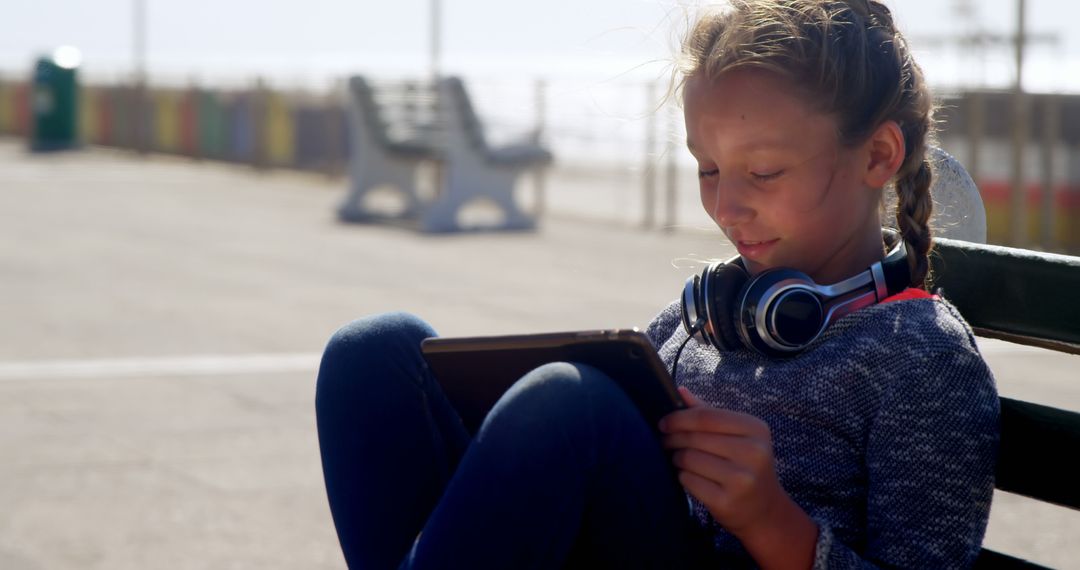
[
  {"left": 995, "top": 397, "right": 1080, "bottom": 510},
  {"left": 930, "top": 238, "right": 1080, "bottom": 353}
]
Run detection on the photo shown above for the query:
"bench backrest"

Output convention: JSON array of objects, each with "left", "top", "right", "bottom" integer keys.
[
  {"left": 347, "top": 76, "right": 442, "bottom": 155},
  {"left": 347, "top": 75, "right": 498, "bottom": 156},
  {"left": 439, "top": 77, "right": 490, "bottom": 154},
  {"left": 929, "top": 238, "right": 1080, "bottom": 569}
]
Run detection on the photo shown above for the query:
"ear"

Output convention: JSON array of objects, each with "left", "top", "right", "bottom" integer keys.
[{"left": 861, "top": 120, "right": 906, "bottom": 188}]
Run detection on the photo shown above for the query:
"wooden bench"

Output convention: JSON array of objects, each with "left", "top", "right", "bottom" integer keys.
[
  {"left": 929, "top": 239, "right": 1080, "bottom": 569},
  {"left": 895, "top": 148, "right": 1079, "bottom": 567},
  {"left": 337, "top": 75, "right": 551, "bottom": 232}
]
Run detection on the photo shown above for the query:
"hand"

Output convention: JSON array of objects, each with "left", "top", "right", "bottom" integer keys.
[
  {"left": 658, "top": 386, "right": 789, "bottom": 537},
  {"left": 659, "top": 387, "right": 819, "bottom": 569}
]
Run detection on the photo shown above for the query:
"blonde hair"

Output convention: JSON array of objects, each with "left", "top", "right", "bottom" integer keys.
[{"left": 678, "top": 0, "right": 935, "bottom": 287}]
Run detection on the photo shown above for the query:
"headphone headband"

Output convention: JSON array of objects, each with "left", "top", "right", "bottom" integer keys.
[{"left": 880, "top": 228, "right": 910, "bottom": 297}]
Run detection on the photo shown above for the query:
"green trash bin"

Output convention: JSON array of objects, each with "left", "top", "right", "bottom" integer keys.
[{"left": 31, "top": 46, "right": 81, "bottom": 151}]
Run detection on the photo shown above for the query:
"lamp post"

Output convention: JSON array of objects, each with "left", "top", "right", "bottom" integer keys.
[
  {"left": 134, "top": 0, "right": 146, "bottom": 84},
  {"left": 1009, "top": 0, "right": 1027, "bottom": 246},
  {"left": 430, "top": 0, "right": 441, "bottom": 81},
  {"left": 133, "top": 0, "right": 148, "bottom": 153}
]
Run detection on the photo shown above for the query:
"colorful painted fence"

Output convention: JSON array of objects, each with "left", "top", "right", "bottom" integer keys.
[
  {"left": 1, "top": 74, "right": 1079, "bottom": 252},
  {"left": 0, "top": 79, "right": 31, "bottom": 137},
  {"left": 0, "top": 77, "right": 348, "bottom": 176},
  {"left": 979, "top": 182, "right": 1080, "bottom": 249}
]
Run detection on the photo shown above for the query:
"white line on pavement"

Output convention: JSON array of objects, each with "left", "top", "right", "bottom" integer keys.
[
  {"left": 0, "top": 353, "right": 322, "bottom": 381},
  {"left": 0, "top": 337, "right": 1052, "bottom": 382}
]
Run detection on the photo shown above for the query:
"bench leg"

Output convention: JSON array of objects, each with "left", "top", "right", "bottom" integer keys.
[
  {"left": 339, "top": 157, "right": 424, "bottom": 222},
  {"left": 422, "top": 165, "right": 535, "bottom": 232}
]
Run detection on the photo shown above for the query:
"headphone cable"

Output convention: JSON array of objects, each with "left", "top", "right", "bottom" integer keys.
[{"left": 670, "top": 331, "right": 695, "bottom": 385}]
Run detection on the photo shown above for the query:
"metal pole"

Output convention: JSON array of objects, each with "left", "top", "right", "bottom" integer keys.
[
  {"left": 533, "top": 78, "right": 547, "bottom": 219},
  {"left": 966, "top": 90, "right": 984, "bottom": 190},
  {"left": 134, "top": 0, "right": 146, "bottom": 83},
  {"left": 324, "top": 78, "right": 346, "bottom": 178},
  {"left": 1041, "top": 94, "right": 1060, "bottom": 250},
  {"left": 1009, "top": 0, "right": 1027, "bottom": 246},
  {"left": 430, "top": 0, "right": 441, "bottom": 81},
  {"left": 133, "top": 0, "right": 148, "bottom": 154},
  {"left": 664, "top": 100, "right": 679, "bottom": 233},
  {"left": 253, "top": 76, "right": 268, "bottom": 170},
  {"left": 642, "top": 81, "right": 657, "bottom": 229}
]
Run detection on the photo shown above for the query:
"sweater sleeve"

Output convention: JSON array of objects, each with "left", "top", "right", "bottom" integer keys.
[
  {"left": 813, "top": 347, "right": 999, "bottom": 569},
  {"left": 644, "top": 300, "right": 682, "bottom": 351}
]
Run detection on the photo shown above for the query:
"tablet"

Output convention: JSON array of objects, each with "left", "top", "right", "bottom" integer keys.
[{"left": 420, "top": 329, "right": 686, "bottom": 435}]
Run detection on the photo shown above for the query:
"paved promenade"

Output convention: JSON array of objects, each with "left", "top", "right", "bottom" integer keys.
[{"left": 0, "top": 139, "right": 1076, "bottom": 569}]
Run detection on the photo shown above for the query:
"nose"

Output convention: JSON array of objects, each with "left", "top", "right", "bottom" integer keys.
[{"left": 703, "top": 176, "right": 754, "bottom": 229}]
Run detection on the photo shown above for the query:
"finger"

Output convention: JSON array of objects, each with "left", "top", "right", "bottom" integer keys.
[
  {"left": 661, "top": 406, "right": 769, "bottom": 437},
  {"left": 678, "top": 386, "right": 706, "bottom": 407},
  {"left": 657, "top": 388, "right": 705, "bottom": 431},
  {"left": 677, "top": 469, "right": 729, "bottom": 514},
  {"left": 662, "top": 432, "right": 771, "bottom": 468},
  {"left": 662, "top": 431, "right": 743, "bottom": 456},
  {"left": 672, "top": 448, "right": 750, "bottom": 485}
]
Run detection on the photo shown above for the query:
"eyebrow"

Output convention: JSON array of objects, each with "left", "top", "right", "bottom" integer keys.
[{"left": 685, "top": 138, "right": 801, "bottom": 155}]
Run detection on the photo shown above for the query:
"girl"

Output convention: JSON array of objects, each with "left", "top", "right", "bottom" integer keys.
[{"left": 315, "top": 1, "right": 999, "bottom": 568}]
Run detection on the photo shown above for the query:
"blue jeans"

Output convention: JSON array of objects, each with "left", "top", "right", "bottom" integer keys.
[{"left": 315, "top": 312, "right": 719, "bottom": 569}]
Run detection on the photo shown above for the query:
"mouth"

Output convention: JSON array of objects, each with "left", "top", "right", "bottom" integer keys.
[{"left": 733, "top": 238, "right": 779, "bottom": 259}]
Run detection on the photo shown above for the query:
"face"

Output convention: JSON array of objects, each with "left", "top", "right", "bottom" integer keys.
[{"left": 683, "top": 69, "right": 884, "bottom": 284}]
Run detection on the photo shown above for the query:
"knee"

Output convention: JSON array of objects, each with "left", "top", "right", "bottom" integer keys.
[
  {"left": 317, "top": 311, "right": 435, "bottom": 394},
  {"left": 490, "top": 362, "right": 639, "bottom": 433},
  {"left": 323, "top": 312, "right": 434, "bottom": 363}
]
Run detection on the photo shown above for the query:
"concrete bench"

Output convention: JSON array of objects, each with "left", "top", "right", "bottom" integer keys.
[{"left": 337, "top": 75, "right": 552, "bottom": 232}]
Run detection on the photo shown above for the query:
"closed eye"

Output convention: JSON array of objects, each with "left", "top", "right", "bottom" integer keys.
[{"left": 752, "top": 170, "right": 784, "bottom": 182}]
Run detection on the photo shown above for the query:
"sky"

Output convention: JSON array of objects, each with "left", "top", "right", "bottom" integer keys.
[{"left": 1, "top": 0, "right": 1079, "bottom": 92}]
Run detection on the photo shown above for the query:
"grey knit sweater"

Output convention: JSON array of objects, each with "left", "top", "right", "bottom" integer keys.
[{"left": 645, "top": 296, "right": 999, "bottom": 569}]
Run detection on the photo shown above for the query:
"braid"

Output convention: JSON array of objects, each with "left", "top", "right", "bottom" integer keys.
[
  {"left": 895, "top": 157, "right": 934, "bottom": 287},
  {"left": 864, "top": 0, "right": 895, "bottom": 25}
]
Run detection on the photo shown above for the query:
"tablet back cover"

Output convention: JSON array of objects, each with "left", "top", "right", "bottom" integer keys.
[{"left": 421, "top": 330, "right": 683, "bottom": 434}]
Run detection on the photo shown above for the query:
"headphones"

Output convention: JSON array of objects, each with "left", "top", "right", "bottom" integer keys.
[{"left": 680, "top": 229, "right": 911, "bottom": 358}]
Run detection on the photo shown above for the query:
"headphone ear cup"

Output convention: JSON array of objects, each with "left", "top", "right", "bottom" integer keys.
[
  {"left": 739, "top": 268, "right": 823, "bottom": 356},
  {"left": 705, "top": 263, "right": 749, "bottom": 351}
]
